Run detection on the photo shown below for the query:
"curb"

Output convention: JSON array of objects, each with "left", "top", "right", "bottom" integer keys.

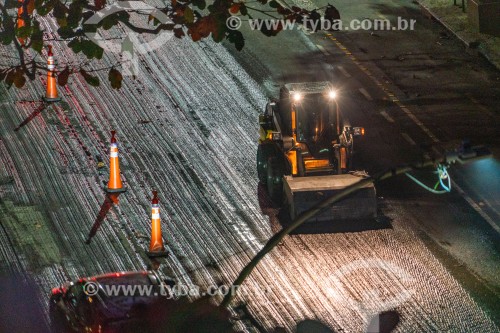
[{"left": 416, "top": 1, "right": 500, "bottom": 71}]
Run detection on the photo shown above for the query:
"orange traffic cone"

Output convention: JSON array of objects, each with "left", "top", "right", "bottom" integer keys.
[
  {"left": 16, "top": 0, "right": 34, "bottom": 46},
  {"left": 106, "top": 131, "right": 127, "bottom": 193},
  {"left": 43, "top": 45, "right": 61, "bottom": 103},
  {"left": 146, "top": 191, "right": 168, "bottom": 257}
]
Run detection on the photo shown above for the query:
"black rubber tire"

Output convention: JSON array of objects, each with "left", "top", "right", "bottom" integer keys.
[
  {"left": 257, "top": 143, "right": 276, "bottom": 184},
  {"left": 266, "top": 157, "right": 284, "bottom": 204}
]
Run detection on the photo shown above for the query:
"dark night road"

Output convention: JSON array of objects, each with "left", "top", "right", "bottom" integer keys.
[{"left": 229, "top": 0, "right": 500, "bottom": 323}]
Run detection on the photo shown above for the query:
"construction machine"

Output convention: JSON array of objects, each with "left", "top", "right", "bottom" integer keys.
[{"left": 257, "top": 82, "right": 377, "bottom": 223}]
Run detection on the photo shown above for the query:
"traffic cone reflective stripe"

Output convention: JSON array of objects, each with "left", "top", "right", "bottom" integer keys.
[
  {"left": 147, "top": 191, "right": 168, "bottom": 257},
  {"left": 108, "top": 143, "right": 122, "bottom": 188},
  {"left": 106, "top": 131, "right": 127, "bottom": 193},
  {"left": 149, "top": 204, "right": 163, "bottom": 251},
  {"left": 43, "top": 45, "right": 61, "bottom": 102},
  {"left": 47, "top": 54, "right": 55, "bottom": 71},
  {"left": 152, "top": 205, "right": 160, "bottom": 219}
]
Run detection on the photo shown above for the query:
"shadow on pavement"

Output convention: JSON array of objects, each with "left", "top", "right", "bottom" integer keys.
[
  {"left": 85, "top": 193, "right": 121, "bottom": 244},
  {"left": 366, "top": 310, "right": 400, "bottom": 333},
  {"left": 257, "top": 182, "right": 392, "bottom": 234},
  {"left": 277, "top": 206, "right": 392, "bottom": 235},
  {"left": 13, "top": 102, "right": 47, "bottom": 132},
  {"left": 296, "top": 319, "right": 336, "bottom": 332},
  {"left": 257, "top": 183, "right": 282, "bottom": 234}
]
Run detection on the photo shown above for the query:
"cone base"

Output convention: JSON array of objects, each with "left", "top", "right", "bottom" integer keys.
[
  {"left": 146, "top": 249, "right": 169, "bottom": 258},
  {"left": 105, "top": 186, "right": 127, "bottom": 193},
  {"left": 43, "top": 96, "right": 61, "bottom": 103}
]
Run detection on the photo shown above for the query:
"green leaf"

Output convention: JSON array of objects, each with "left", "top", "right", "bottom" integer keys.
[
  {"left": 35, "top": 5, "right": 50, "bottom": 16},
  {"left": 1, "top": 33, "right": 13, "bottom": 46},
  {"left": 57, "top": 26, "right": 75, "bottom": 39},
  {"left": 227, "top": 30, "right": 244, "bottom": 51},
  {"left": 81, "top": 40, "right": 101, "bottom": 59},
  {"left": 184, "top": 6, "right": 194, "bottom": 24},
  {"left": 211, "top": 14, "right": 226, "bottom": 42},
  {"left": 30, "top": 26, "right": 43, "bottom": 53},
  {"left": 94, "top": 45, "right": 104, "bottom": 59},
  {"left": 52, "top": 1, "right": 67, "bottom": 20},
  {"left": 68, "top": 38, "right": 82, "bottom": 53},
  {"left": 16, "top": 26, "right": 32, "bottom": 38},
  {"left": 79, "top": 69, "right": 100, "bottom": 87},
  {"left": 101, "top": 15, "right": 118, "bottom": 30},
  {"left": 81, "top": 42, "right": 94, "bottom": 58},
  {"left": 82, "top": 23, "right": 97, "bottom": 34},
  {"left": 269, "top": 0, "right": 279, "bottom": 8},
  {"left": 108, "top": 68, "right": 122, "bottom": 89},
  {"left": 56, "top": 17, "right": 67, "bottom": 27},
  {"left": 192, "top": 0, "right": 206, "bottom": 10},
  {"left": 67, "top": 0, "right": 83, "bottom": 28}
]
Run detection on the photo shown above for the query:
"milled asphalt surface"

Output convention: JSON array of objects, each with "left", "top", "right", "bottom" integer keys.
[{"left": 225, "top": 0, "right": 500, "bottom": 326}]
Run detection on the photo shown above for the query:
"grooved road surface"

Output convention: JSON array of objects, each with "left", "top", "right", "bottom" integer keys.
[{"left": 1, "top": 2, "right": 499, "bottom": 333}]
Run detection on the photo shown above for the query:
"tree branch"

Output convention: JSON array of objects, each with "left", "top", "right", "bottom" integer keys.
[
  {"left": 116, "top": 16, "right": 175, "bottom": 34},
  {"left": 244, "top": 6, "right": 280, "bottom": 19}
]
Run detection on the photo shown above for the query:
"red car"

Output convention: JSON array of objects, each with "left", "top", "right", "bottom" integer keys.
[{"left": 49, "top": 271, "right": 175, "bottom": 332}]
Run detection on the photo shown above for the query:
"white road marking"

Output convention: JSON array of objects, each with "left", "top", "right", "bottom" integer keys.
[
  {"left": 452, "top": 180, "right": 500, "bottom": 234},
  {"left": 316, "top": 44, "right": 330, "bottom": 56},
  {"left": 401, "top": 132, "right": 416, "bottom": 145},
  {"left": 329, "top": 35, "right": 500, "bottom": 236},
  {"left": 430, "top": 145, "right": 500, "bottom": 235},
  {"left": 337, "top": 66, "right": 351, "bottom": 78},
  {"left": 359, "top": 88, "right": 373, "bottom": 101},
  {"left": 326, "top": 34, "right": 440, "bottom": 144},
  {"left": 400, "top": 107, "right": 439, "bottom": 142},
  {"left": 380, "top": 111, "right": 395, "bottom": 123},
  {"left": 466, "top": 93, "right": 494, "bottom": 116}
]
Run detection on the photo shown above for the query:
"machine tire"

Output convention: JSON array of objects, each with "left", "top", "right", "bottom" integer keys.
[
  {"left": 257, "top": 143, "right": 277, "bottom": 184},
  {"left": 266, "top": 157, "right": 284, "bottom": 204}
]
